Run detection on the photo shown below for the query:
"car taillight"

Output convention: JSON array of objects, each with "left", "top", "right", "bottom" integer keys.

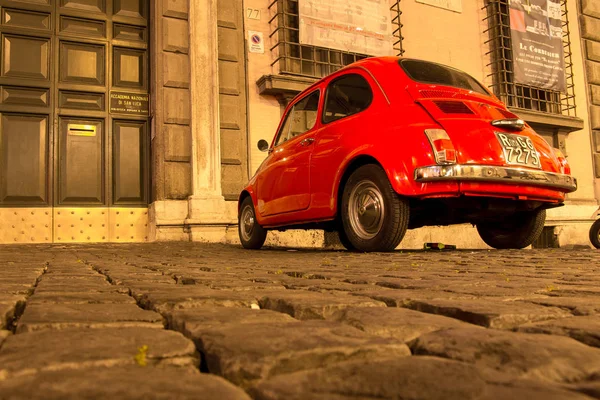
[
  {"left": 425, "top": 129, "right": 456, "bottom": 165},
  {"left": 554, "top": 148, "right": 571, "bottom": 175}
]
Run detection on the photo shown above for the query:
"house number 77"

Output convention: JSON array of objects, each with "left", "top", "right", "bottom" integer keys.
[{"left": 247, "top": 8, "right": 261, "bottom": 20}]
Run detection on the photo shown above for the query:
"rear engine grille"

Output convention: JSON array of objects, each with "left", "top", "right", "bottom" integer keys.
[
  {"left": 433, "top": 101, "right": 474, "bottom": 114},
  {"left": 420, "top": 90, "right": 458, "bottom": 98}
]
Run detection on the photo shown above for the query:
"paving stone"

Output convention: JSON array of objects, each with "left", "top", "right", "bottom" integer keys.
[
  {"left": 33, "top": 283, "right": 125, "bottom": 294},
  {"left": 569, "top": 379, "right": 600, "bottom": 399},
  {"left": 352, "top": 288, "right": 474, "bottom": 307},
  {"left": 168, "top": 307, "right": 297, "bottom": 334},
  {"left": 0, "top": 327, "right": 197, "bottom": 379},
  {"left": 0, "top": 284, "right": 33, "bottom": 295},
  {"left": 38, "top": 275, "right": 107, "bottom": 283},
  {"left": 0, "top": 331, "right": 10, "bottom": 349},
  {"left": 27, "top": 292, "right": 137, "bottom": 305},
  {"left": 0, "top": 365, "right": 251, "bottom": 400},
  {"left": 0, "top": 278, "right": 38, "bottom": 287},
  {"left": 258, "top": 291, "right": 386, "bottom": 320},
  {"left": 134, "top": 287, "right": 261, "bottom": 313},
  {"left": 328, "top": 307, "right": 479, "bottom": 342},
  {"left": 526, "top": 297, "right": 600, "bottom": 316},
  {"left": 403, "top": 298, "right": 572, "bottom": 329},
  {"left": 518, "top": 316, "right": 600, "bottom": 347},
  {"left": 250, "top": 356, "right": 592, "bottom": 400},
  {"left": 193, "top": 320, "right": 410, "bottom": 387},
  {"left": 410, "top": 327, "right": 600, "bottom": 383},
  {"left": 16, "top": 304, "right": 164, "bottom": 333}
]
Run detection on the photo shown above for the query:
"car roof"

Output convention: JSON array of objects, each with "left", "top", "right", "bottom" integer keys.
[{"left": 285, "top": 56, "right": 403, "bottom": 107}]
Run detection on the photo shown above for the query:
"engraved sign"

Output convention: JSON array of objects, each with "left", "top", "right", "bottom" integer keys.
[
  {"left": 416, "top": 0, "right": 462, "bottom": 13},
  {"left": 110, "top": 91, "right": 149, "bottom": 115}
]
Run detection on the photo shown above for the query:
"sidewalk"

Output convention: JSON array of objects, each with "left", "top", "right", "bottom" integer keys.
[{"left": 0, "top": 243, "right": 599, "bottom": 399}]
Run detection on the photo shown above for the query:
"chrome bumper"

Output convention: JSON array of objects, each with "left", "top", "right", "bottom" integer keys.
[{"left": 414, "top": 164, "right": 577, "bottom": 193}]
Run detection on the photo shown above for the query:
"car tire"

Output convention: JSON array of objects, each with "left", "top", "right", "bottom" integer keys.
[
  {"left": 336, "top": 228, "right": 356, "bottom": 251},
  {"left": 590, "top": 219, "right": 600, "bottom": 249},
  {"left": 238, "top": 196, "right": 267, "bottom": 250},
  {"left": 476, "top": 209, "right": 546, "bottom": 249},
  {"left": 340, "top": 164, "right": 409, "bottom": 252}
]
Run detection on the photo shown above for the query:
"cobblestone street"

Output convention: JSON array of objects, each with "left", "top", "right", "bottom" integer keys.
[{"left": 0, "top": 243, "right": 600, "bottom": 399}]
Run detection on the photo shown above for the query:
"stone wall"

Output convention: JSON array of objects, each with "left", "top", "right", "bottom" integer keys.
[{"left": 150, "top": 0, "right": 192, "bottom": 202}]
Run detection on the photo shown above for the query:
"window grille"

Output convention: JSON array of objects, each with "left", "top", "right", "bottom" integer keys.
[
  {"left": 268, "top": 0, "right": 404, "bottom": 78},
  {"left": 483, "top": 0, "right": 576, "bottom": 116}
]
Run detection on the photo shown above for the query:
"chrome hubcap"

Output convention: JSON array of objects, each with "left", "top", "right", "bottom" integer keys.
[
  {"left": 349, "top": 180, "right": 385, "bottom": 240},
  {"left": 240, "top": 205, "right": 255, "bottom": 242}
]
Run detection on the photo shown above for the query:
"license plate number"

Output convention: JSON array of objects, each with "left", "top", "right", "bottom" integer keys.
[{"left": 495, "top": 132, "right": 541, "bottom": 168}]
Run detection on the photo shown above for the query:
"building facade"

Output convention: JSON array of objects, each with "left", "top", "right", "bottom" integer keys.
[{"left": 0, "top": 0, "right": 598, "bottom": 248}]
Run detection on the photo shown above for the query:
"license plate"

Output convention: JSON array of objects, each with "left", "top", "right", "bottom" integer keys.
[{"left": 495, "top": 132, "right": 541, "bottom": 169}]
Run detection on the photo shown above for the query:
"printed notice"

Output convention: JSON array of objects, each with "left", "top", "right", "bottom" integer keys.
[
  {"left": 416, "top": 0, "right": 462, "bottom": 13},
  {"left": 299, "top": 0, "right": 394, "bottom": 56},
  {"left": 110, "top": 92, "right": 149, "bottom": 115}
]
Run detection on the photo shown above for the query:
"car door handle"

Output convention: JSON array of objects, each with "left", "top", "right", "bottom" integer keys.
[{"left": 300, "top": 137, "right": 315, "bottom": 146}]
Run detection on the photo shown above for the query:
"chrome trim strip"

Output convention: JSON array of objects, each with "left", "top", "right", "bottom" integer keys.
[
  {"left": 414, "top": 164, "right": 577, "bottom": 192},
  {"left": 355, "top": 65, "right": 391, "bottom": 105},
  {"left": 491, "top": 118, "right": 525, "bottom": 130}
]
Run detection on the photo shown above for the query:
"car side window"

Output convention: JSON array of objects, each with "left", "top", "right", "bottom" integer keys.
[
  {"left": 275, "top": 90, "right": 320, "bottom": 147},
  {"left": 323, "top": 74, "right": 373, "bottom": 124}
]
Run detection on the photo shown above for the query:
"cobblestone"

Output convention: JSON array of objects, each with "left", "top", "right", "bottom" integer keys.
[{"left": 0, "top": 242, "right": 599, "bottom": 398}]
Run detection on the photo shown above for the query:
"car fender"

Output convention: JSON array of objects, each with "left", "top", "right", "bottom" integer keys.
[{"left": 331, "top": 146, "right": 415, "bottom": 213}]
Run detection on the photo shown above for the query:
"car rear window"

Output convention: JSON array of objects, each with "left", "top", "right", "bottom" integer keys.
[{"left": 399, "top": 59, "right": 490, "bottom": 96}]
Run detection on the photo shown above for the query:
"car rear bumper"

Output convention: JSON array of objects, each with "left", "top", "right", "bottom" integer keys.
[{"left": 414, "top": 164, "right": 577, "bottom": 193}]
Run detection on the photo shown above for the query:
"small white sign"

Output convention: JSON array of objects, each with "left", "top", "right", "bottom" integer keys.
[
  {"left": 247, "top": 8, "right": 261, "bottom": 20},
  {"left": 248, "top": 31, "right": 264, "bottom": 54},
  {"left": 416, "top": 0, "right": 462, "bottom": 13}
]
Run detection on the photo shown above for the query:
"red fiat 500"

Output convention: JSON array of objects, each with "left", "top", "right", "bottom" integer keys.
[{"left": 238, "top": 57, "right": 577, "bottom": 252}]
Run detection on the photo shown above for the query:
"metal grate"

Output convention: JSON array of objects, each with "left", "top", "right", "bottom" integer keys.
[
  {"left": 268, "top": 0, "right": 404, "bottom": 78},
  {"left": 483, "top": 0, "right": 576, "bottom": 116}
]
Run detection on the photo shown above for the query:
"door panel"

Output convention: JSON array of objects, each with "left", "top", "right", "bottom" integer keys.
[
  {"left": 2, "top": 86, "right": 49, "bottom": 107},
  {"left": 0, "top": 113, "right": 48, "bottom": 204},
  {"left": 113, "top": 119, "right": 146, "bottom": 204},
  {"left": 58, "top": 90, "right": 104, "bottom": 110},
  {"left": 2, "top": 34, "right": 50, "bottom": 79},
  {"left": 113, "top": 23, "right": 145, "bottom": 42},
  {"left": 113, "top": 46, "right": 146, "bottom": 89},
  {"left": 60, "top": 0, "right": 106, "bottom": 13},
  {"left": 59, "top": 16, "right": 106, "bottom": 37},
  {"left": 58, "top": 118, "right": 104, "bottom": 204},
  {"left": 113, "top": 0, "right": 146, "bottom": 19},
  {"left": 2, "top": 8, "right": 51, "bottom": 30},
  {"left": 59, "top": 40, "right": 105, "bottom": 85}
]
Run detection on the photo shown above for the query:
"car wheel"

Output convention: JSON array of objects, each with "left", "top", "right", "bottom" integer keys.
[
  {"left": 476, "top": 209, "right": 546, "bottom": 249},
  {"left": 590, "top": 219, "right": 600, "bottom": 249},
  {"left": 341, "top": 164, "right": 409, "bottom": 252},
  {"left": 238, "top": 197, "right": 267, "bottom": 250}
]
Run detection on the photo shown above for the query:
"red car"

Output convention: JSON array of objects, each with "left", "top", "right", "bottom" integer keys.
[{"left": 238, "top": 57, "right": 577, "bottom": 252}]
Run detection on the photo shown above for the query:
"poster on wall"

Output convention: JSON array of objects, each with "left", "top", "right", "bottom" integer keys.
[
  {"left": 509, "top": 0, "right": 566, "bottom": 92},
  {"left": 415, "top": 0, "right": 462, "bottom": 13},
  {"left": 298, "top": 0, "right": 394, "bottom": 56}
]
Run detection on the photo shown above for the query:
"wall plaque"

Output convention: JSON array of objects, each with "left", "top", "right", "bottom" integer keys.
[{"left": 110, "top": 91, "right": 149, "bottom": 115}]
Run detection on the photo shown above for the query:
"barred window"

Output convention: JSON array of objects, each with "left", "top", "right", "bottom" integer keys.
[
  {"left": 484, "top": 0, "right": 576, "bottom": 116},
  {"left": 268, "top": 0, "right": 404, "bottom": 78}
]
